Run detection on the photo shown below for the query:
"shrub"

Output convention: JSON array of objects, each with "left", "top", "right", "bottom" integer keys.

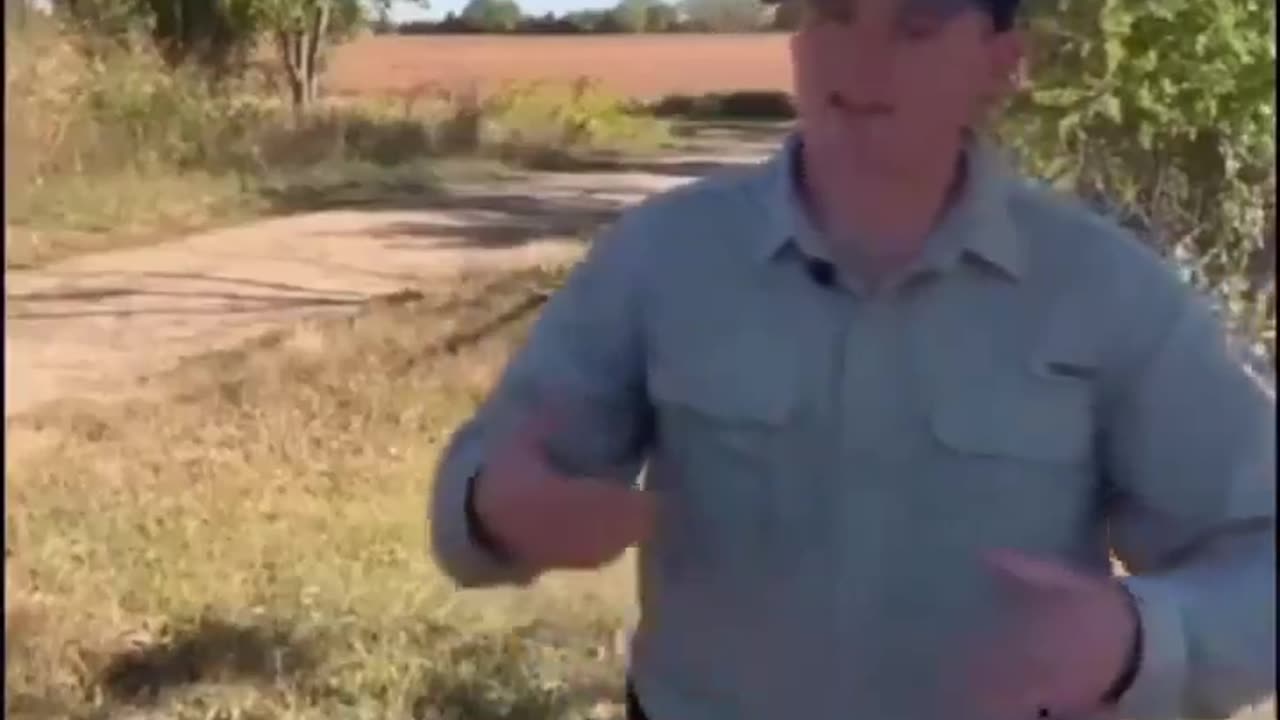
[
  {"left": 1002, "top": 0, "right": 1276, "bottom": 369},
  {"left": 5, "top": 19, "right": 270, "bottom": 182},
  {"left": 651, "top": 90, "right": 796, "bottom": 120},
  {"left": 6, "top": 21, "right": 666, "bottom": 181},
  {"left": 475, "top": 78, "right": 671, "bottom": 161},
  {"left": 6, "top": 19, "right": 670, "bottom": 264}
]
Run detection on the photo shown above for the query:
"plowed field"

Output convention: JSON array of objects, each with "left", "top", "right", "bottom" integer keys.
[{"left": 328, "top": 33, "right": 793, "bottom": 99}]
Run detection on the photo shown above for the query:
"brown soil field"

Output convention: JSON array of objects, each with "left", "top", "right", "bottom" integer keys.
[{"left": 328, "top": 33, "right": 793, "bottom": 100}]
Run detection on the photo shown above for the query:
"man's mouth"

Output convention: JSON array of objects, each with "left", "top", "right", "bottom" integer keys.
[{"left": 826, "top": 92, "right": 895, "bottom": 117}]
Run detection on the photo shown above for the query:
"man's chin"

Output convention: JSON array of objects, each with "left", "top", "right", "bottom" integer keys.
[{"left": 803, "top": 132, "right": 910, "bottom": 176}]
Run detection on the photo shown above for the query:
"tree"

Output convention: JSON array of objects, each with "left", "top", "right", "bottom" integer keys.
[
  {"left": 607, "top": 0, "right": 676, "bottom": 32},
  {"left": 595, "top": 9, "right": 628, "bottom": 32},
  {"left": 609, "top": 0, "right": 649, "bottom": 32},
  {"left": 679, "top": 0, "right": 764, "bottom": 32},
  {"left": 769, "top": 0, "right": 801, "bottom": 31},
  {"left": 142, "top": 0, "right": 261, "bottom": 78},
  {"left": 50, "top": 0, "right": 426, "bottom": 113},
  {"left": 460, "top": 0, "right": 521, "bottom": 32},
  {"left": 49, "top": 0, "right": 154, "bottom": 43},
  {"left": 258, "top": 0, "right": 365, "bottom": 113},
  {"left": 562, "top": 8, "right": 606, "bottom": 31},
  {"left": 645, "top": 1, "right": 680, "bottom": 31}
]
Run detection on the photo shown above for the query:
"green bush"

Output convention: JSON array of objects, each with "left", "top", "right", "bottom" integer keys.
[
  {"left": 1001, "top": 0, "right": 1276, "bottom": 368},
  {"left": 651, "top": 90, "right": 796, "bottom": 120},
  {"left": 475, "top": 79, "right": 671, "bottom": 161}
]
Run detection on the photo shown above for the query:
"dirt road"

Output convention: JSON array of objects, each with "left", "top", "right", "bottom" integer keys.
[{"left": 5, "top": 125, "right": 782, "bottom": 418}]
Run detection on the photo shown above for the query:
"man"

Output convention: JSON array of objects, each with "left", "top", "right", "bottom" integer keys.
[{"left": 429, "top": 0, "right": 1277, "bottom": 717}]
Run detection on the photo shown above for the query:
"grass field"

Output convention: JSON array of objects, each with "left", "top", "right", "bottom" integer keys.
[
  {"left": 5, "top": 263, "right": 644, "bottom": 720},
  {"left": 328, "top": 34, "right": 792, "bottom": 100}
]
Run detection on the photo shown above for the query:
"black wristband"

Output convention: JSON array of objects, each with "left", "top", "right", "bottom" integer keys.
[
  {"left": 1101, "top": 590, "right": 1144, "bottom": 704},
  {"left": 463, "top": 469, "right": 515, "bottom": 563}
]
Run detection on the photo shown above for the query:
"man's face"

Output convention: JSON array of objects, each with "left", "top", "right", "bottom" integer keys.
[{"left": 789, "top": 0, "right": 1023, "bottom": 177}]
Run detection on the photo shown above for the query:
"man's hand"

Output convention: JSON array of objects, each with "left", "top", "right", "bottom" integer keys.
[
  {"left": 472, "top": 412, "right": 656, "bottom": 571},
  {"left": 965, "top": 549, "right": 1141, "bottom": 719}
]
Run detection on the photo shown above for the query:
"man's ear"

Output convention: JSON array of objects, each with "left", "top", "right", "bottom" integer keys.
[{"left": 990, "top": 29, "right": 1028, "bottom": 95}]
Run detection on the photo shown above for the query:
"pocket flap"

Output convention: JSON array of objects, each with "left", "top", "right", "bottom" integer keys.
[
  {"left": 649, "top": 344, "right": 794, "bottom": 426},
  {"left": 931, "top": 382, "right": 1094, "bottom": 465}
]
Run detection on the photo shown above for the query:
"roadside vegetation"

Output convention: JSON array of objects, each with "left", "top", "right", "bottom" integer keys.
[{"left": 5, "top": 9, "right": 669, "bottom": 268}]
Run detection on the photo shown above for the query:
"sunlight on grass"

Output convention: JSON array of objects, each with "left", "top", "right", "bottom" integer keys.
[{"left": 5, "top": 264, "right": 634, "bottom": 720}]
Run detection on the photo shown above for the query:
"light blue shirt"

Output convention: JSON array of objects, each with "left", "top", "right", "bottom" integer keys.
[{"left": 430, "top": 134, "right": 1276, "bottom": 720}]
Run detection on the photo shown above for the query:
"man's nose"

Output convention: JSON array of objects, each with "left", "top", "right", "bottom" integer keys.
[{"left": 838, "top": 40, "right": 896, "bottom": 110}]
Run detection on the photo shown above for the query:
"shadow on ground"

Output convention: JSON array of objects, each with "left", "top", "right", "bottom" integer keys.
[
  {"left": 519, "top": 121, "right": 786, "bottom": 178},
  {"left": 83, "top": 612, "right": 624, "bottom": 719},
  {"left": 6, "top": 122, "right": 786, "bottom": 326},
  {"left": 254, "top": 119, "right": 787, "bottom": 217},
  {"left": 5, "top": 274, "right": 376, "bottom": 321},
  {"left": 98, "top": 616, "right": 313, "bottom": 703},
  {"left": 254, "top": 168, "right": 455, "bottom": 215},
  {"left": 521, "top": 154, "right": 761, "bottom": 179},
  {"left": 335, "top": 192, "right": 625, "bottom": 251}
]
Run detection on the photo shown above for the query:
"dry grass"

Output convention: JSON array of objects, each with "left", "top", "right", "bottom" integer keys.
[
  {"left": 4, "top": 172, "right": 261, "bottom": 268},
  {"left": 5, "top": 262, "right": 638, "bottom": 720},
  {"left": 328, "top": 34, "right": 792, "bottom": 101},
  {"left": 5, "top": 20, "right": 670, "bottom": 269}
]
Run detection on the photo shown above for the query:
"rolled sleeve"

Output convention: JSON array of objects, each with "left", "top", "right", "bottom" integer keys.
[
  {"left": 1103, "top": 292, "right": 1277, "bottom": 718},
  {"left": 430, "top": 419, "right": 540, "bottom": 588},
  {"left": 427, "top": 210, "right": 656, "bottom": 589}
]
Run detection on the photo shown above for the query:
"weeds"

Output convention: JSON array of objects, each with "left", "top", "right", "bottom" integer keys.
[
  {"left": 5, "top": 264, "right": 636, "bottom": 720},
  {"left": 4, "top": 18, "right": 670, "bottom": 268}
]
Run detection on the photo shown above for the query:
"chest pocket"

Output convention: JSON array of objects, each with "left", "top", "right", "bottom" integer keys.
[
  {"left": 646, "top": 335, "right": 799, "bottom": 581},
  {"left": 930, "top": 355, "right": 1098, "bottom": 467}
]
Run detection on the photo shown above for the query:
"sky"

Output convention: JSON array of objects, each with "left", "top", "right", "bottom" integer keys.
[
  {"left": 388, "top": 0, "right": 617, "bottom": 21},
  {"left": 24, "top": 0, "right": 613, "bottom": 26}
]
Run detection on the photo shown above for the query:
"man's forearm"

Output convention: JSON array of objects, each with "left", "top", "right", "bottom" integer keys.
[{"left": 1117, "top": 525, "right": 1276, "bottom": 720}]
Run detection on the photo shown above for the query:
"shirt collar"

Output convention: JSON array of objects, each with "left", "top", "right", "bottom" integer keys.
[{"left": 756, "top": 131, "right": 1024, "bottom": 280}]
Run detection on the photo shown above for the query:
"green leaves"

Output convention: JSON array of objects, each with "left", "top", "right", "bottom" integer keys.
[
  {"left": 1004, "top": 0, "right": 1276, "bottom": 367},
  {"left": 460, "top": 0, "right": 522, "bottom": 31},
  {"left": 679, "top": 0, "right": 764, "bottom": 32}
]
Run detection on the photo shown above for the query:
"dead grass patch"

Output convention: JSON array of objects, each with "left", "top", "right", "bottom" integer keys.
[{"left": 5, "top": 263, "right": 635, "bottom": 720}]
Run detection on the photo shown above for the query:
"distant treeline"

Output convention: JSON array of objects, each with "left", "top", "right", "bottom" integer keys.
[{"left": 388, "top": 0, "right": 799, "bottom": 34}]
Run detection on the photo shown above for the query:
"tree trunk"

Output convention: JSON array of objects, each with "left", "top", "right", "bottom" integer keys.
[
  {"left": 277, "top": 29, "right": 303, "bottom": 118},
  {"left": 276, "top": 1, "right": 331, "bottom": 119},
  {"left": 304, "top": 1, "right": 330, "bottom": 107}
]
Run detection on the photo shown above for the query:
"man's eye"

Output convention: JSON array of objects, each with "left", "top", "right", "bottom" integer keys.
[
  {"left": 898, "top": 19, "right": 941, "bottom": 39},
  {"left": 804, "top": 3, "right": 854, "bottom": 25}
]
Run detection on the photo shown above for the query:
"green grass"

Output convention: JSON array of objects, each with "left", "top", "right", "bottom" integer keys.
[{"left": 5, "top": 264, "right": 638, "bottom": 720}]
